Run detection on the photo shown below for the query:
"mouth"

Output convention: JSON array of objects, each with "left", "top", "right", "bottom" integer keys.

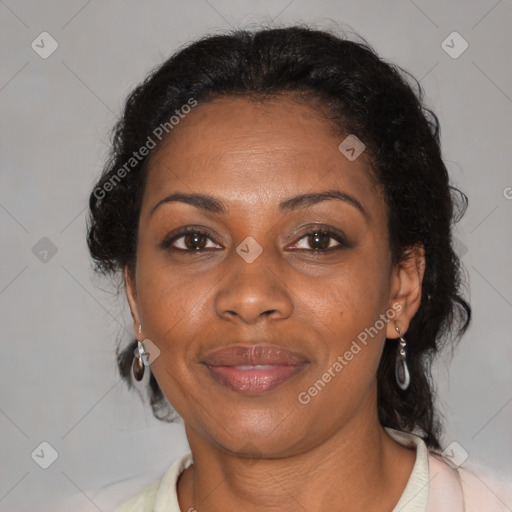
[{"left": 202, "top": 344, "right": 309, "bottom": 395}]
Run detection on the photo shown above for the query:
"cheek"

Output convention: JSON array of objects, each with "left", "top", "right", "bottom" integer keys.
[
  {"left": 138, "top": 270, "right": 208, "bottom": 359},
  {"left": 293, "top": 281, "right": 388, "bottom": 419},
  {"left": 135, "top": 237, "right": 208, "bottom": 326},
  {"left": 133, "top": 254, "right": 194, "bottom": 366},
  {"left": 299, "top": 250, "right": 390, "bottom": 333},
  {"left": 296, "top": 250, "right": 391, "bottom": 382},
  {"left": 135, "top": 262, "right": 206, "bottom": 416}
]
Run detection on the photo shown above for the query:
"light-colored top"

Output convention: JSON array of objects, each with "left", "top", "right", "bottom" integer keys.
[{"left": 114, "top": 427, "right": 512, "bottom": 512}]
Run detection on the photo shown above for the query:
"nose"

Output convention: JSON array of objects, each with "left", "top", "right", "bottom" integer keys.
[{"left": 214, "top": 248, "right": 294, "bottom": 325}]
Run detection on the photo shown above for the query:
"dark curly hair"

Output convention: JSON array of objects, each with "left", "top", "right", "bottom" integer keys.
[{"left": 87, "top": 25, "right": 471, "bottom": 449}]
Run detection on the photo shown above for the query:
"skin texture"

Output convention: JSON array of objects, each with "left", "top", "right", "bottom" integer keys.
[{"left": 125, "top": 95, "right": 426, "bottom": 511}]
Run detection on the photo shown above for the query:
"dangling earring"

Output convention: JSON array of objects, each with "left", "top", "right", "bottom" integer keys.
[
  {"left": 395, "top": 326, "right": 410, "bottom": 390},
  {"left": 133, "top": 324, "right": 145, "bottom": 382}
]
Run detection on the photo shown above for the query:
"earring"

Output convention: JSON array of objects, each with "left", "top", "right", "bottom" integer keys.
[
  {"left": 133, "top": 324, "right": 145, "bottom": 382},
  {"left": 395, "top": 326, "right": 410, "bottom": 391}
]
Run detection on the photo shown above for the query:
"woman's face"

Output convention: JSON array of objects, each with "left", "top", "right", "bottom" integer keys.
[{"left": 126, "top": 95, "right": 423, "bottom": 457}]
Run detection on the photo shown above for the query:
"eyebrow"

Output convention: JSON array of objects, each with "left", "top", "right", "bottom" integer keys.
[{"left": 149, "top": 189, "right": 368, "bottom": 219}]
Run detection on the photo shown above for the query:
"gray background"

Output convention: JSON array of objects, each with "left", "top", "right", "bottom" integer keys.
[{"left": 1, "top": 0, "right": 511, "bottom": 510}]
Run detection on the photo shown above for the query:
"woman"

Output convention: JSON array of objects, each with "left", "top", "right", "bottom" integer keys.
[{"left": 87, "top": 26, "right": 511, "bottom": 511}]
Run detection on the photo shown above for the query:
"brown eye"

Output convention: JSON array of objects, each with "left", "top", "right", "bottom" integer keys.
[
  {"left": 160, "top": 228, "right": 222, "bottom": 252},
  {"left": 307, "top": 231, "right": 333, "bottom": 250},
  {"left": 289, "top": 228, "right": 348, "bottom": 252},
  {"left": 182, "top": 232, "right": 208, "bottom": 250}
]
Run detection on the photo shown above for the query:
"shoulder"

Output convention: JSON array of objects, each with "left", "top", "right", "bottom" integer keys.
[
  {"left": 457, "top": 458, "right": 512, "bottom": 511},
  {"left": 114, "top": 453, "right": 194, "bottom": 512},
  {"left": 427, "top": 449, "right": 512, "bottom": 512},
  {"left": 114, "top": 481, "right": 159, "bottom": 512}
]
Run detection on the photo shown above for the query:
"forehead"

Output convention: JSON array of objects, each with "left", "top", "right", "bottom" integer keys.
[{"left": 143, "top": 95, "right": 380, "bottom": 212}]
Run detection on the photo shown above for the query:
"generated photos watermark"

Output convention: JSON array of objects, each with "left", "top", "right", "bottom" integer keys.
[
  {"left": 298, "top": 303, "right": 403, "bottom": 405},
  {"left": 93, "top": 97, "right": 198, "bottom": 200}
]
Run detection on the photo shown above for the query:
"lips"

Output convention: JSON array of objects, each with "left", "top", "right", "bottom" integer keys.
[
  {"left": 203, "top": 344, "right": 308, "bottom": 366},
  {"left": 202, "top": 344, "right": 309, "bottom": 395}
]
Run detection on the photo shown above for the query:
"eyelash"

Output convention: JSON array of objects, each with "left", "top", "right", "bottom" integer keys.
[{"left": 159, "top": 225, "right": 350, "bottom": 254}]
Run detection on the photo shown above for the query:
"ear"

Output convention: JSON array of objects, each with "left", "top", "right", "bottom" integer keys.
[
  {"left": 386, "top": 244, "right": 426, "bottom": 339},
  {"left": 124, "top": 266, "right": 141, "bottom": 336}
]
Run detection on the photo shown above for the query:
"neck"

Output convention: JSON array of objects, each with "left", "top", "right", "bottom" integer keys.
[{"left": 177, "top": 401, "right": 416, "bottom": 512}]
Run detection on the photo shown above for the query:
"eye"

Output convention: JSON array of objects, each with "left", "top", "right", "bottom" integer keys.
[
  {"left": 159, "top": 225, "right": 349, "bottom": 253},
  {"left": 288, "top": 227, "right": 349, "bottom": 252},
  {"left": 160, "top": 227, "right": 223, "bottom": 252}
]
